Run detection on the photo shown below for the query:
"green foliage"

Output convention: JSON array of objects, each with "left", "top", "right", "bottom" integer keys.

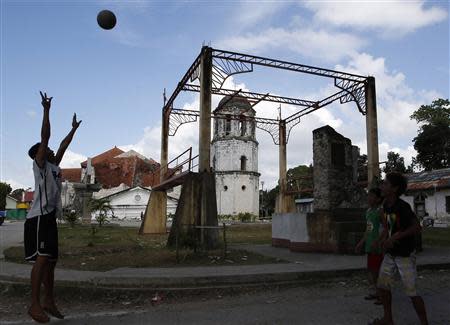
[
  {"left": 89, "top": 197, "right": 113, "bottom": 227},
  {"left": 383, "top": 151, "right": 407, "bottom": 174},
  {"left": 410, "top": 98, "right": 450, "bottom": 126},
  {"left": 410, "top": 98, "right": 450, "bottom": 171},
  {"left": 218, "top": 213, "right": 257, "bottom": 223},
  {"left": 64, "top": 210, "right": 79, "bottom": 228},
  {"left": 286, "top": 164, "right": 313, "bottom": 198},
  {"left": 413, "top": 121, "right": 450, "bottom": 171},
  {"left": 0, "top": 182, "right": 12, "bottom": 210}
]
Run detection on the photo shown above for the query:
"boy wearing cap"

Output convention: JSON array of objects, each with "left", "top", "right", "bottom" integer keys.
[{"left": 25, "top": 91, "right": 81, "bottom": 323}]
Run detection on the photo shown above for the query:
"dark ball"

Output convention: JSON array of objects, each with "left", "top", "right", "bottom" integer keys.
[{"left": 97, "top": 10, "right": 116, "bottom": 30}]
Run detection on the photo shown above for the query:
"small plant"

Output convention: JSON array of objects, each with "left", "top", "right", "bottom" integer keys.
[
  {"left": 89, "top": 197, "right": 113, "bottom": 227},
  {"left": 95, "top": 213, "right": 109, "bottom": 227},
  {"left": 64, "top": 210, "right": 79, "bottom": 228}
]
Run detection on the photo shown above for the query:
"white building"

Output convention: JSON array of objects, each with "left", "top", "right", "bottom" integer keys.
[
  {"left": 401, "top": 168, "right": 450, "bottom": 224},
  {"left": 93, "top": 186, "right": 178, "bottom": 220},
  {"left": 211, "top": 96, "right": 260, "bottom": 216}
]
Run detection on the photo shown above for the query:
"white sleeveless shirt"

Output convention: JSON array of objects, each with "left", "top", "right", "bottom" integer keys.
[{"left": 27, "top": 160, "right": 62, "bottom": 219}]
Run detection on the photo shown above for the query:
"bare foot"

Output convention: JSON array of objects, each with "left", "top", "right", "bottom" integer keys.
[
  {"left": 42, "top": 303, "right": 65, "bottom": 319},
  {"left": 28, "top": 304, "right": 50, "bottom": 323}
]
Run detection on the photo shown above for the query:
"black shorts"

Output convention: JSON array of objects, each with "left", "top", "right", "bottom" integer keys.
[{"left": 24, "top": 210, "right": 59, "bottom": 262}]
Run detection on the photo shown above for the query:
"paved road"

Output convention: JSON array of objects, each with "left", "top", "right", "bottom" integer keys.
[
  {"left": 2, "top": 269, "right": 449, "bottom": 324},
  {"left": 0, "top": 221, "right": 24, "bottom": 258}
]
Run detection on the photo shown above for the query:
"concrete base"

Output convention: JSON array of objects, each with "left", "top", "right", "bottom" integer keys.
[
  {"left": 167, "top": 172, "right": 219, "bottom": 249},
  {"left": 139, "top": 191, "right": 167, "bottom": 234},
  {"left": 272, "top": 209, "right": 366, "bottom": 254}
]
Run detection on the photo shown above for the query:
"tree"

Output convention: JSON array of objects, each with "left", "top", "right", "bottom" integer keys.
[
  {"left": 413, "top": 121, "right": 450, "bottom": 171},
  {"left": 410, "top": 98, "right": 450, "bottom": 126},
  {"left": 10, "top": 188, "right": 25, "bottom": 201},
  {"left": 0, "top": 182, "right": 12, "bottom": 210},
  {"left": 410, "top": 98, "right": 450, "bottom": 171},
  {"left": 89, "top": 197, "right": 113, "bottom": 226},
  {"left": 383, "top": 151, "right": 407, "bottom": 174},
  {"left": 286, "top": 164, "right": 313, "bottom": 198}
]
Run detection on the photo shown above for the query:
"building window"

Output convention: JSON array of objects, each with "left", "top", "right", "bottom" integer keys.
[
  {"left": 225, "top": 116, "right": 231, "bottom": 135},
  {"left": 239, "top": 116, "right": 246, "bottom": 136},
  {"left": 446, "top": 196, "right": 450, "bottom": 213},
  {"left": 224, "top": 185, "right": 228, "bottom": 191},
  {"left": 135, "top": 194, "right": 141, "bottom": 202},
  {"left": 240, "top": 156, "right": 247, "bottom": 171},
  {"left": 213, "top": 155, "right": 216, "bottom": 170},
  {"left": 331, "top": 143, "right": 345, "bottom": 167},
  {"left": 242, "top": 185, "right": 246, "bottom": 191},
  {"left": 214, "top": 118, "right": 218, "bottom": 135}
]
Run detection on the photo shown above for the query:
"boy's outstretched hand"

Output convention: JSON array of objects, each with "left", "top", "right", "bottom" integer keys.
[
  {"left": 72, "top": 113, "right": 82, "bottom": 129},
  {"left": 40, "top": 91, "right": 53, "bottom": 110}
]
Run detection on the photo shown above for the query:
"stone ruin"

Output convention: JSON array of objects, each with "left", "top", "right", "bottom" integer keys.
[{"left": 272, "top": 125, "right": 367, "bottom": 254}]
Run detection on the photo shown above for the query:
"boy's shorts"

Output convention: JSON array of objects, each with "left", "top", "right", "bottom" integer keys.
[
  {"left": 367, "top": 253, "right": 383, "bottom": 273},
  {"left": 377, "top": 253, "right": 417, "bottom": 296},
  {"left": 24, "top": 210, "right": 58, "bottom": 262}
]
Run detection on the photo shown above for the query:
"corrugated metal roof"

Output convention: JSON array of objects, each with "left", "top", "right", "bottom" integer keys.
[{"left": 406, "top": 168, "right": 450, "bottom": 191}]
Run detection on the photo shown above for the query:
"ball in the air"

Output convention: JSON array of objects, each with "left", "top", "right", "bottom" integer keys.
[{"left": 97, "top": 10, "right": 116, "bottom": 30}]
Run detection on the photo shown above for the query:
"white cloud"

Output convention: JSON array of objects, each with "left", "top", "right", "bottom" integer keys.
[
  {"left": 59, "top": 150, "right": 87, "bottom": 168},
  {"left": 231, "top": 2, "right": 288, "bottom": 30},
  {"left": 215, "top": 27, "right": 366, "bottom": 62},
  {"left": 2, "top": 178, "right": 29, "bottom": 191},
  {"left": 304, "top": 0, "right": 448, "bottom": 37},
  {"left": 26, "top": 110, "right": 37, "bottom": 118}
]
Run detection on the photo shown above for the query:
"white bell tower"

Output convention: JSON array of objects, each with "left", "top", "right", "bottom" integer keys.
[{"left": 211, "top": 96, "right": 260, "bottom": 216}]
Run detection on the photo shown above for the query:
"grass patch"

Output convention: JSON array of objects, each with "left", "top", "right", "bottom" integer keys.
[
  {"left": 423, "top": 227, "right": 450, "bottom": 247},
  {"left": 4, "top": 223, "right": 277, "bottom": 271}
]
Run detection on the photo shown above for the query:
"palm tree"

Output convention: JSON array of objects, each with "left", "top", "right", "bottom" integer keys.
[{"left": 89, "top": 197, "right": 113, "bottom": 226}]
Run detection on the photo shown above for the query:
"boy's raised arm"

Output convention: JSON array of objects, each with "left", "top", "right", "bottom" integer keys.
[
  {"left": 35, "top": 91, "right": 52, "bottom": 168},
  {"left": 54, "top": 113, "right": 82, "bottom": 166}
]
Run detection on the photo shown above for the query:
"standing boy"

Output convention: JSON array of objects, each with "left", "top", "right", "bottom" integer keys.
[
  {"left": 356, "top": 187, "right": 384, "bottom": 305},
  {"left": 370, "top": 172, "right": 428, "bottom": 325},
  {"left": 25, "top": 91, "right": 81, "bottom": 323}
]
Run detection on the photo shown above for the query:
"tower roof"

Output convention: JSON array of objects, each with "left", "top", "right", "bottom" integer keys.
[{"left": 215, "top": 96, "right": 254, "bottom": 114}]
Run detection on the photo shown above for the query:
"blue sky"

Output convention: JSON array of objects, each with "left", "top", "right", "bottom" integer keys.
[{"left": 1, "top": 0, "right": 449, "bottom": 190}]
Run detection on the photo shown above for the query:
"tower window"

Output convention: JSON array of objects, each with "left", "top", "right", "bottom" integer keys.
[
  {"left": 214, "top": 118, "right": 218, "bottom": 135},
  {"left": 240, "top": 156, "right": 247, "bottom": 171},
  {"left": 242, "top": 185, "right": 246, "bottom": 191},
  {"left": 224, "top": 185, "right": 228, "bottom": 191},
  {"left": 239, "top": 116, "right": 246, "bottom": 136},
  {"left": 225, "top": 116, "right": 231, "bottom": 135}
]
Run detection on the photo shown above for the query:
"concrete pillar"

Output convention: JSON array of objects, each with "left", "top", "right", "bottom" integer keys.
[
  {"left": 160, "top": 109, "right": 169, "bottom": 181},
  {"left": 140, "top": 108, "right": 168, "bottom": 234},
  {"left": 365, "top": 76, "right": 380, "bottom": 186},
  {"left": 276, "top": 120, "right": 288, "bottom": 213},
  {"left": 198, "top": 46, "right": 213, "bottom": 173},
  {"left": 198, "top": 46, "right": 213, "bottom": 243}
]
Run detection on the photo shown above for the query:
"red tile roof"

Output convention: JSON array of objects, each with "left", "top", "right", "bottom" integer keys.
[
  {"left": 61, "top": 168, "right": 82, "bottom": 182},
  {"left": 81, "top": 147, "right": 124, "bottom": 168}
]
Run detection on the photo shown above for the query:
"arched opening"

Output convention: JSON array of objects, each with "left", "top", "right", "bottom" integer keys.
[
  {"left": 225, "top": 115, "right": 231, "bottom": 135},
  {"left": 240, "top": 156, "right": 247, "bottom": 171},
  {"left": 239, "top": 115, "right": 246, "bottom": 136}
]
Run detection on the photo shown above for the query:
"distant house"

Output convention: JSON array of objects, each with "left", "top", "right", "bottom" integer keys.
[
  {"left": 6, "top": 195, "right": 18, "bottom": 210},
  {"left": 60, "top": 147, "right": 164, "bottom": 211},
  {"left": 93, "top": 186, "right": 178, "bottom": 220},
  {"left": 295, "top": 198, "right": 314, "bottom": 213},
  {"left": 401, "top": 168, "right": 450, "bottom": 223}
]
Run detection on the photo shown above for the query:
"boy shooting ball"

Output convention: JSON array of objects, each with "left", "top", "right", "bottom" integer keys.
[{"left": 25, "top": 91, "right": 81, "bottom": 323}]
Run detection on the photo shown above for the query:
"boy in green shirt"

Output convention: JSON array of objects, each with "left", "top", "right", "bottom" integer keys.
[{"left": 356, "top": 187, "right": 383, "bottom": 304}]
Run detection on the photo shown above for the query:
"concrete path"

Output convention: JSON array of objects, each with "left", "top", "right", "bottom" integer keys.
[{"left": 0, "top": 220, "right": 23, "bottom": 259}]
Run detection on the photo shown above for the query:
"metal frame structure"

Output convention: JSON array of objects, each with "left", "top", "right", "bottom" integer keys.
[
  {"left": 164, "top": 48, "right": 369, "bottom": 144},
  {"left": 158, "top": 46, "right": 379, "bottom": 214}
]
